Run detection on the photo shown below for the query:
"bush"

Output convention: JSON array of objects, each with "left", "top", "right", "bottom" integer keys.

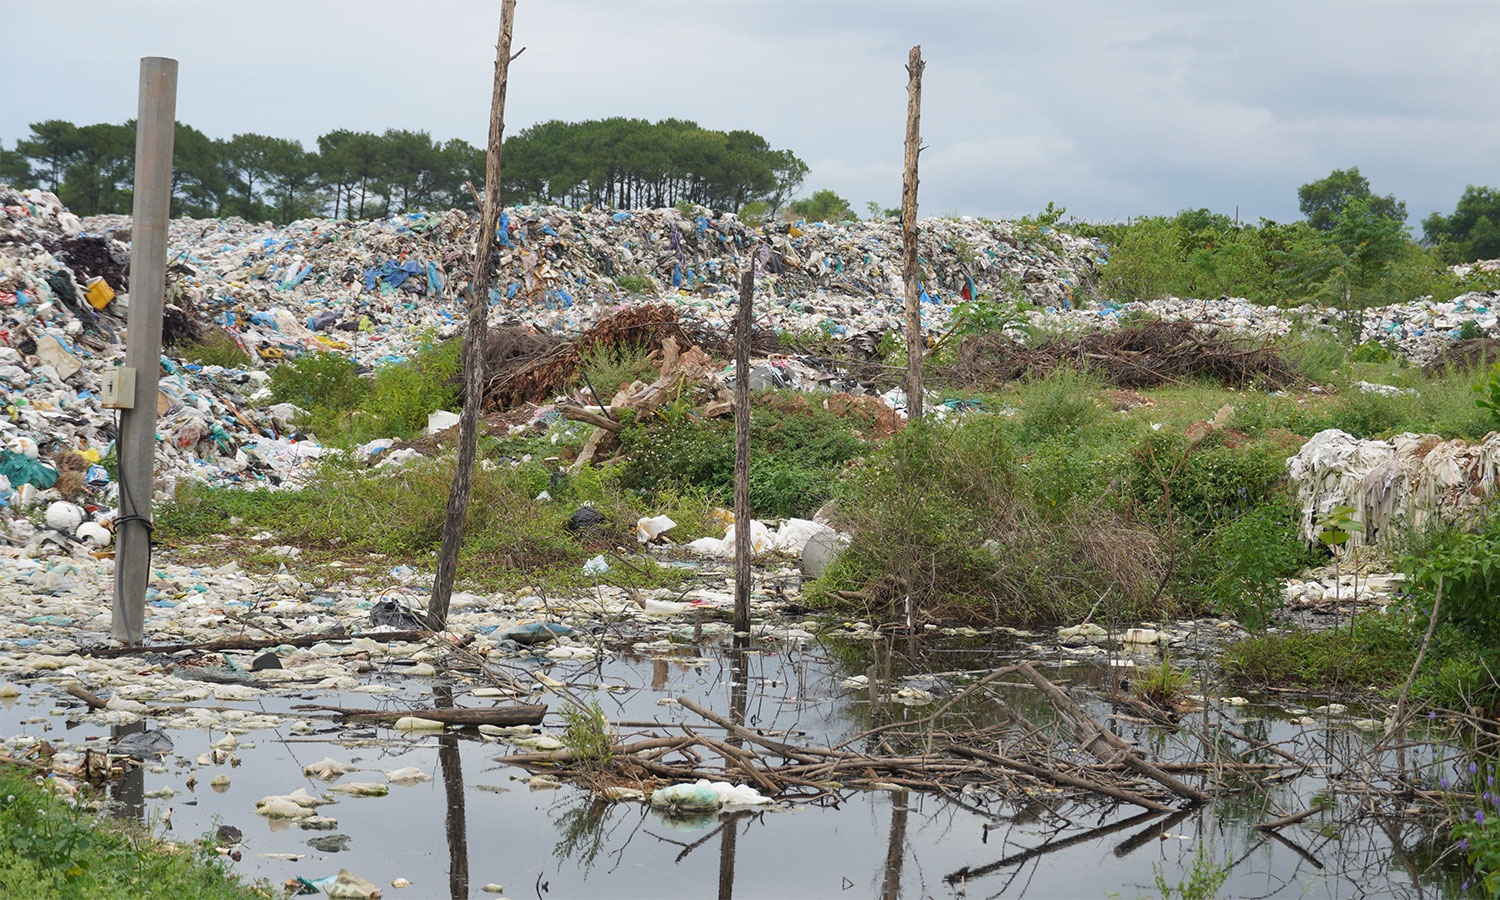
[
  {"left": 617, "top": 394, "right": 867, "bottom": 519},
  {"left": 1186, "top": 498, "right": 1314, "bottom": 628},
  {"left": 1099, "top": 216, "right": 1182, "bottom": 302},
  {"left": 1014, "top": 366, "right": 1104, "bottom": 443},
  {"left": 576, "top": 344, "right": 659, "bottom": 402},
  {"left": 363, "top": 334, "right": 462, "bottom": 438},
  {"left": 811, "top": 417, "right": 1172, "bottom": 625},
  {"left": 176, "top": 328, "right": 250, "bottom": 369},
  {"left": 1401, "top": 513, "right": 1500, "bottom": 645},
  {"left": 268, "top": 351, "right": 367, "bottom": 414},
  {"left": 1129, "top": 431, "right": 1291, "bottom": 525}
]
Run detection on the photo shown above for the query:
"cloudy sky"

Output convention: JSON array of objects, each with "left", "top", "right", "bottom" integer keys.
[{"left": 2, "top": 0, "right": 1496, "bottom": 227}]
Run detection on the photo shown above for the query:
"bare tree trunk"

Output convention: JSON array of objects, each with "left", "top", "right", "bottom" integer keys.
[
  {"left": 429, "top": 0, "right": 518, "bottom": 630},
  {"left": 901, "top": 45, "right": 925, "bottom": 424},
  {"left": 733, "top": 265, "right": 754, "bottom": 633}
]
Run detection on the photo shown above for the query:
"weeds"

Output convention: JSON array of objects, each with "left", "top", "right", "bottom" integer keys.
[
  {"left": 176, "top": 328, "right": 250, "bottom": 369},
  {"left": 1133, "top": 657, "right": 1191, "bottom": 706},
  {"left": 575, "top": 343, "right": 658, "bottom": 402},
  {"left": 560, "top": 700, "right": 614, "bottom": 772},
  {"left": 0, "top": 769, "right": 262, "bottom": 899}
]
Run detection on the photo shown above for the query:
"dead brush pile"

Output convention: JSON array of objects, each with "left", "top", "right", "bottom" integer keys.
[
  {"left": 1422, "top": 337, "right": 1500, "bottom": 374},
  {"left": 955, "top": 318, "right": 1298, "bottom": 389},
  {"left": 478, "top": 303, "right": 691, "bottom": 408}
]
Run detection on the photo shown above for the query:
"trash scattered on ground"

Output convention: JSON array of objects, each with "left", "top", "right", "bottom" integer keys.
[{"left": 1288, "top": 428, "right": 1500, "bottom": 548}]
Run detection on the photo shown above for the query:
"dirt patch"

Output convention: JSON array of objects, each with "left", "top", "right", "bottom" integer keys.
[{"left": 1422, "top": 337, "right": 1500, "bottom": 375}]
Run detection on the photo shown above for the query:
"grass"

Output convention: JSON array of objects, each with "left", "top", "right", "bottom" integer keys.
[
  {"left": 175, "top": 328, "right": 251, "bottom": 369},
  {"left": 155, "top": 448, "right": 710, "bottom": 594},
  {"left": 1222, "top": 609, "right": 1500, "bottom": 712},
  {"left": 1133, "top": 657, "right": 1192, "bottom": 706},
  {"left": 0, "top": 767, "right": 266, "bottom": 899}
]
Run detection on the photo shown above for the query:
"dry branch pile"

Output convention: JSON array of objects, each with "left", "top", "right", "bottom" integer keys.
[
  {"left": 479, "top": 303, "right": 691, "bottom": 409},
  {"left": 956, "top": 319, "right": 1299, "bottom": 389},
  {"left": 494, "top": 663, "right": 1261, "bottom": 812}
]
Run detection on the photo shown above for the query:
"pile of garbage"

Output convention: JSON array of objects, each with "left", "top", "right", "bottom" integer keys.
[{"left": 1287, "top": 428, "right": 1500, "bottom": 549}]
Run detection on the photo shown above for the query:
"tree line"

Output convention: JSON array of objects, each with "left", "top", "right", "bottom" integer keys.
[{"left": 0, "top": 117, "right": 807, "bottom": 223}]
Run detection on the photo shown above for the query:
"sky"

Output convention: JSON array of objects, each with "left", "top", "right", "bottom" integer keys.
[{"left": 2, "top": 0, "right": 1496, "bottom": 227}]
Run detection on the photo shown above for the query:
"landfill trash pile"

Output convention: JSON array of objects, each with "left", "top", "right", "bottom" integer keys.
[
  {"left": 1287, "top": 428, "right": 1500, "bottom": 549},
  {"left": 7, "top": 178, "right": 1500, "bottom": 524}
]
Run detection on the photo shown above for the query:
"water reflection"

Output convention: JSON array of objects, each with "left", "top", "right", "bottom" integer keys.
[
  {"left": 108, "top": 719, "right": 145, "bottom": 823},
  {"left": 435, "top": 686, "right": 469, "bottom": 900},
  {"left": 717, "top": 633, "right": 750, "bottom": 900}
]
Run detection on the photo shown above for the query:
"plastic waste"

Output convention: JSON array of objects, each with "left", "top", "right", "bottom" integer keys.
[
  {"left": 498, "top": 622, "right": 575, "bottom": 645},
  {"left": 114, "top": 729, "right": 173, "bottom": 759},
  {"left": 650, "top": 779, "right": 774, "bottom": 814},
  {"left": 425, "top": 410, "right": 460, "bottom": 435},
  {"left": 44, "top": 500, "right": 84, "bottom": 533},
  {"left": 582, "top": 554, "right": 610, "bottom": 575},
  {"left": 635, "top": 514, "right": 677, "bottom": 543}
]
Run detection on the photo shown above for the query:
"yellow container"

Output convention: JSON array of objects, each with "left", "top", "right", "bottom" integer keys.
[{"left": 84, "top": 277, "right": 115, "bottom": 309}]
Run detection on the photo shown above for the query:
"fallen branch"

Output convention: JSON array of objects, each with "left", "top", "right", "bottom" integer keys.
[{"left": 292, "top": 703, "right": 546, "bottom": 727}]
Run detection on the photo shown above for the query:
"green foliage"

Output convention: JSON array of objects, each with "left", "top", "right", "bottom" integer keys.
[
  {"left": 364, "top": 336, "right": 462, "bottom": 438},
  {"left": 1015, "top": 366, "right": 1105, "bottom": 443},
  {"left": 1351, "top": 340, "right": 1395, "bottom": 364},
  {"left": 560, "top": 701, "right": 614, "bottom": 769},
  {"left": 1192, "top": 499, "right": 1314, "bottom": 629},
  {"left": 618, "top": 395, "right": 867, "bottom": 519},
  {"left": 268, "top": 351, "right": 368, "bottom": 415},
  {"left": 1222, "top": 610, "right": 1415, "bottom": 688},
  {"left": 613, "top": 270, "right": 655, "bottom": 295},
  {"left": 1100, "top": 216, "right": 1183, "bottom": 301},
  {"left": 1298, "top": 166, "right": 1406, "bottom": 232},
  {"left": 576, "top": 344, "right": 658, "bottom": 401},
  {"left": 1450, "top": 759, "right": 1500, "bottom": 895},
  {"left": 14, "top": 115, "right": 805, "bottom": 219},
  {"left": 176, "top": 329, "right": 251, "bottom": 369},
  {"left": 1151, "top": 846, "right": 1231, "bottom": 900},
  {"left": 0, "top": 768, "right": 263, "bottom": 899},
  {"left": 1129, "top": 431, "right": 1290, "bottom": 524},
  {"left": 1133, "top": 657, "right": 1191, "bottom": 706},
  {"left": 1424, "top": 185, "right": 1500, "bottom": 263},
  {"left": 504, "top": 118, "right": 806, "bottom": 213},
  {"left": 1460, "top": 320, "right": 1485, "bottom": 341},
  {"left": 811, "top": 416, "right": 1172, "bottom": 625},
  {"left": 1315, "top": 504, "right": 1362, "bottom": 551},
  {"left": 1401, "top": 513, "right": 1500, "bottom": 645},
  {"left": 1474, "top": 363, "right": 1500, "bottom": 430},
  {"left": 788, "top": 189, "right": 856, "bottom": 223}
]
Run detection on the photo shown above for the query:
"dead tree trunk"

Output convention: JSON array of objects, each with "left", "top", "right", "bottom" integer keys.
[
  {"left": 901, "top": 45, "right": 925, "bottom": 424},
  {"left": 733, "top": 265, "right": 754, "bottom": 632},
  {"left": 430, "top": 0, "right": 518, "bottom": 630}
]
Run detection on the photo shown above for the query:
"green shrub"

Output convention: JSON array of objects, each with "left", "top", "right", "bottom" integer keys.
[
  {"left": 1401, "top": 513, "right": 1500, "bottom": 646},
  {"left": 1328, "top": 388, "right": 1405, "bottom": 438},
  {"left": 176, "top": 328, "right": 251, "bottom": 369},
  {"left": 576, "top": 344, "right": 659, "bottom": 402},
  {"left": 1187, "top": 498, "right": 1314, "bottom": 628},
  {"left": 1014, "top": 366, "right": 1104, "bottom": 443},
  {"left": 1100, "top": 216, "right": 1182, "bottom": 302},
  {"left": 0, "top": 769, "right": 262, "bottom": 899},
  {"left": 811, "top": 417, "right": 1172, "bottom": 625},
  {"left": 617, "top": 394, "right": 866, "bottom": 519},
  {"left": 363, "top": 334, "right": 462, "bottom": 438},
  {"left": 1129, "top": 431, "right": 1290, "bottom": 525},
  {"left": 269, "top": 351, "right": 367, "bottom": 414},
  {"left": 1284, "top": 327, "right": 1348, "bottom": 384}
]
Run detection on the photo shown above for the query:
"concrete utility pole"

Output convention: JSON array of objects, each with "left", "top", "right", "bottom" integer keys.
[
  {"left": 901, "top": 45, "right": 925, "bottom": 424},
  {"left": 112, "top": 57, "right": 177, "bottom": 645},
  {"left": 732, "top": 264, "right": 755, "bottom": 633},
  {"left": 429, "top": 0, "right": 518, "bottom": 631}
]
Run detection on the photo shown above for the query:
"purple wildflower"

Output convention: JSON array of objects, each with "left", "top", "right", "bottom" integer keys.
[
  {"left": 1478, "top": 810, "right": 1485, "bottom": 825},
  {"left": 1472, "top": 761, "right": 1479, "bottom": 775},
  {"left": 1442, "top": 777, "right": 1450, "bottom": 789}
]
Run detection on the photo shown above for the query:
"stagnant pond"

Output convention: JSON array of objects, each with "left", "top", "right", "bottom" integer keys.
[{"left": 0, "top": 631, "right": 1478, "bottom": 898}]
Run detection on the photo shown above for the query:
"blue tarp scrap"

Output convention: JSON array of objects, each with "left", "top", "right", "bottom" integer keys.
[
  {"left": 426, "top": 262, "right": 443, "bottom": 296},
  {"left": 496, "top": 212, "right": 512, "bottom": 247},
  {"left": 362, "top": 259, "right": 423, "bottom": 291},
  {"left": 612, "top": 212, "right": 630, "bottom": 223}
]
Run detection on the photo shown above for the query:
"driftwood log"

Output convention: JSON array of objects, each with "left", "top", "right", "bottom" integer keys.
[{"left": 292, "top": 703, "right": 547, "bottom": 727}]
